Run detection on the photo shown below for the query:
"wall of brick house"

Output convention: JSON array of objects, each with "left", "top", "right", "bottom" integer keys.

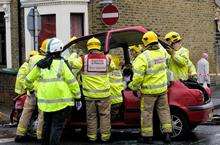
[
  {"left": 10, "top": 0, "right": 20, "bottom": 68},
  {"left": 0, "top": 71, "right": 17, "bottom": 107},
  {"left": 88, "top": 0, "right": 216, "bottom": 73}
]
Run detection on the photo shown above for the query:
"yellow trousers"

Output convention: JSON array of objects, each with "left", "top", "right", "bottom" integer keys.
[
  {"left": 86, "top": 97, "right": 111, "bottom": 141},
  {"left": 16, "top": 95, "right": 43, "bottom": 139},
  {"left": 141, "top": 93, "right": 172, "bottom": 137}
]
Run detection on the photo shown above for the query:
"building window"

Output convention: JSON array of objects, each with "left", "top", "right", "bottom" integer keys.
[
  {"left": 70, "top": 13, "right": 84, "bottom": 38},
  {"left": 38, "top": 14, "right": 56, "bottom": 48},
  {"left": 0, "top": 12, "right": 6, "bottom": 65}
]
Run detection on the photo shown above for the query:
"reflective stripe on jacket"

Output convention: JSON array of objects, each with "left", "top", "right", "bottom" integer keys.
[
  {"left": 25, "top": 59, "right": 80, "bottom": 112},
  {"left": 15, "top": 62, "right": 30, "bottom": 94},
  {"left": 109, "top": 69, "right": 125, "bottom": 105},
  {"left": 129, "top": 46, "right": 168, "bottom": 95},
  {"left": 167, "top": 47, "right": 189, "bottom": 80}
]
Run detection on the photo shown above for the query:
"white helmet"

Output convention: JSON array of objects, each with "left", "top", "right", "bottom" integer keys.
[{"left": 47, "top": 38, "right": 64, "bottom": 53}]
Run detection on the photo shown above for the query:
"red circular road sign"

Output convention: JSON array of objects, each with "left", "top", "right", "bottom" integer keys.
[{"left": 101, "top": 4, "right": 119, "bottom": 26}]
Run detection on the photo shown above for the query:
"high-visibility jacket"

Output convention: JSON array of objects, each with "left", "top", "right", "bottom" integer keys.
[
  {"left": 68, "top": 52, "right": 81, "bottom": 76},
  {"left": 167, "top": 47, "right": 189, "bottom": 80},
  {"left": 28, "top": 54, "right": 45, "bottom": 90},
  {"left": 197, "top": 58, "right": 210, "bottom": 85},
  {"left": 70, "top": 52, "right": 116, "bottom": 99},
  {"left": 15, "top": 62, "right": 30, "bottom": 95},
  {"left": 15, "top": 54, "right": 44, "bottom": 95},
  {"left": 25, "top": 59, "right": 81, "bottom": 112},
  {"left": 129, "top": 46, "right": 168, "bottom": 94},
  {"left": 109, "top": 69, "right": 125, "bottom": 105},
  {"left": 188, "top": 60, "right": 197, "bottom": 76}
]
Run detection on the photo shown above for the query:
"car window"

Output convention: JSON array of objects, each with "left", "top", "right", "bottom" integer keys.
[
  {"left": 64, "top": 33, "right": 107, "bottom": 58},
  {"left": 109, "top": 31, "right": 143, "bottom": 49}
]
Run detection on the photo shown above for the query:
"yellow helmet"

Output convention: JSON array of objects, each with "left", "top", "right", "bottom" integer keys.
[
  {"left": 142, "top": 31, "right": 158, "bottom": 46},
  {"left": 70, "top": 36, "right": 77, "bottom": 42},
  {"left": 40, "top": 39, "right": 49, "bottom": 53},
  {"left": 111, "top": 55, "right": 121, "bottom": 68},
  {"left": 87, "top": 37, "right": 101, "bottom": 51},
  {"left": 164, "top": 31, "right": 182, "bottom": 43},
  {"left": 129, "top": 45, "right": 142, "bottom": 53}
]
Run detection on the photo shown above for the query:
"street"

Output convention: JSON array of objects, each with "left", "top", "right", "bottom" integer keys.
[{"left": 0, "top": 123, "right": 220, "bottom": 145}]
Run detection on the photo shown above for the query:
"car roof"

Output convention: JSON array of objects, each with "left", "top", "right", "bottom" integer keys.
[{"left": 63, "top": 26, "right": 148, "bottom": 53}]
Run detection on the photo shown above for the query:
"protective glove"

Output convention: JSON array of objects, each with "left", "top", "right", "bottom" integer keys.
[{"left": 75, "top": 101, "right": 82, "bottom": 111}]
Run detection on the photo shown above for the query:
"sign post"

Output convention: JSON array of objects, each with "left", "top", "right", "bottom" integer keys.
[
  {"left": 101, "top": 4, "right": 119, "bottom": 26},
  {"left": 27, "top": 7, "right": 41, "bottom": 50}
]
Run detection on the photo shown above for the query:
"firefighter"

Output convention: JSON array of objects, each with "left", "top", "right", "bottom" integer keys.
[
  {"left": 129, "top": 45, "right": 143, "bottom": 61},
  {"left": 15, "top": 39, "right": 48, "bottom": 143},
  {"left": 109, "top": 55, "right": 125, "bottom": 120},
  {"left": 128, "top": 31, "right": 172, "bottom": 143},
  {"left": 197, "top": 53, "right": 210, "bottom": 87},
  {"left": 69, "top": 37, "right": 115, "bottom": 142},
  {"left": 68, "top": 52, "right": 81, "bottom": 76},
  {"left": 25, "top": 38, "right": 80, "bottom": 145},
  {"left": 164, "top": 31, "right": 193, "bottom": 80},
  {"left": 123, "top": 45, "right": 142, "bottom": 85},
  {"left": 14, "top": 51, "right": 38, "bottom": 95}
]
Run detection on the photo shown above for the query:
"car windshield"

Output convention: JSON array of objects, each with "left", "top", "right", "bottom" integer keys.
[
  {"left": 63, "top": 28, "right": 145, "bottom": 57},
  {"left": 62, "top": 32, "right": 106, "bottom": 58},
  {"left": 108, "top": 31, "right": 144, "bottom": 50}
]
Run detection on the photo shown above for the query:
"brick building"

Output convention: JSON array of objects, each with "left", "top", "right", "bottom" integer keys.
[
  {"left": 0, "top": 0, "right": 24, "bottom": 106},
  {"left": 89, "top": 0, "right": 217, "bottom": 73},
  {"left": 21, "top": 0, "right": 217, "bottom": 72},
  {"left": 0, "top": 0, "right": 219, "bottom": 106}
]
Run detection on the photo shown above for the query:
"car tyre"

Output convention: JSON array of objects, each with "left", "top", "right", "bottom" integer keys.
[
  {"left": 154, "top": 109, "right": 190, "bottom": 140},
  {"left": 162, "top": 110, "right": 190, "bottom": 140}
]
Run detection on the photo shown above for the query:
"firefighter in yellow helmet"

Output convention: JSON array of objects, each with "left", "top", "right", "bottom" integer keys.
[
  {"left": 15, "top": 51, "right": 38, "bottom": 96},
  {"left": 109, "top": 55, "right": 125, "bottom": 120},
  {"left": 25, "top": 38, "right": 80, "bottom": 145},
  {"left": 128, "top": 31, "right": 172, "bottom": 144},
  {"left": 164, "top": 31, "right": 195, "bottom": 80},
  {"left": 69, "top": 37, "right": 116, "bottom": 142},
  {"left": 15, "top": 39, "right": 49, "bottom": 143},
  {"left": 129, "top": 45, "right": 142, "bottom": 60}
]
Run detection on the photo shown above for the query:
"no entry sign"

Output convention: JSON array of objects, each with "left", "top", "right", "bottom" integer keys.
[{"left": 101, "top": 4, "right": 119, "bottom": 26}]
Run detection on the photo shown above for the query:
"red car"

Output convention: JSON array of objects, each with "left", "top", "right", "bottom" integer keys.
[{"left": 63, "top": 26, "right": 213, "bottom": 139}]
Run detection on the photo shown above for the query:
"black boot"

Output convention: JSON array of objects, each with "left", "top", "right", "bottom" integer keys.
[{"left": 163, "top": 133, "right": 171, "bottom": 144}]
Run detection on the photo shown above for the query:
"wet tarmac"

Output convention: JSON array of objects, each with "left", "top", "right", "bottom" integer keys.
[{"left": 0, "top": 124, "right": 220, "bottom": 145}]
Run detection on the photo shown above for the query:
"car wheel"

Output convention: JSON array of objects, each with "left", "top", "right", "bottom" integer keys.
[{"left": 159, "top": 110, "right": 189, "bottom": 139}]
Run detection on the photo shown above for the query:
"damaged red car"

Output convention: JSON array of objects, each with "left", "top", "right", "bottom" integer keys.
[{"left": 63, "top": 26, "right": 213, "bottom": 139}]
